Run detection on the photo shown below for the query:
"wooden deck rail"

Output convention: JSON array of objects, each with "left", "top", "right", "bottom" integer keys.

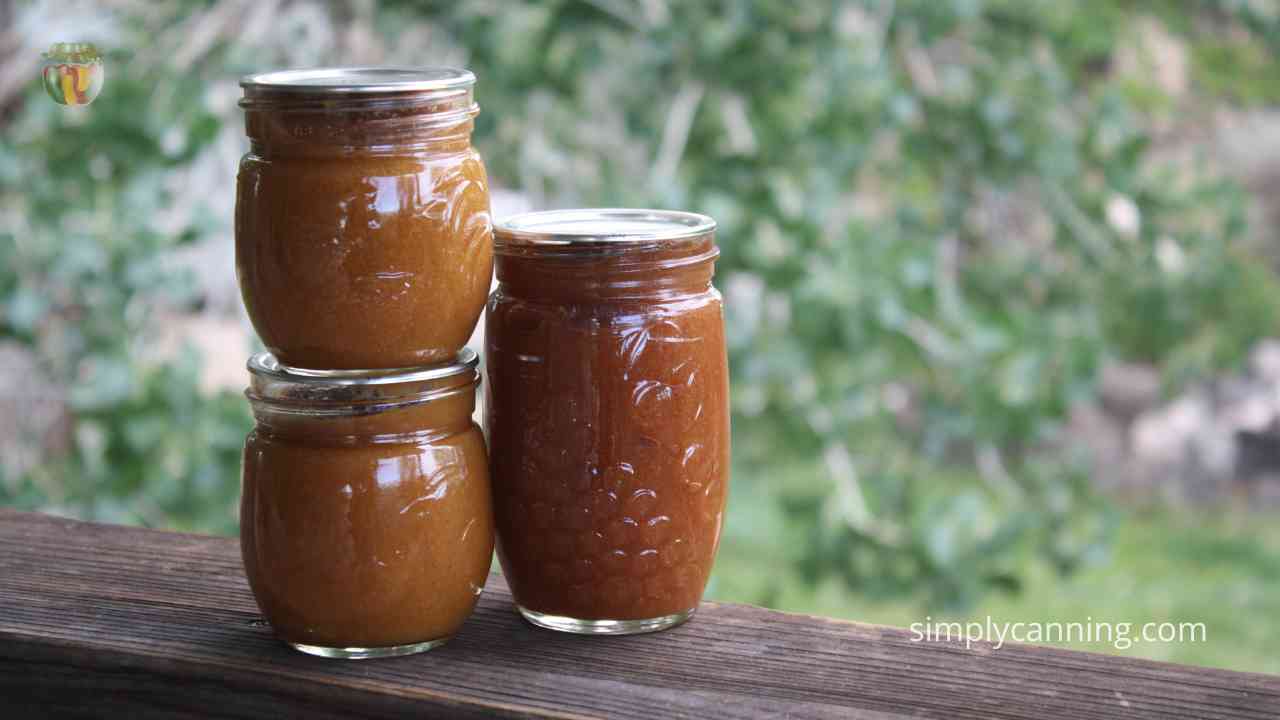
[{"left": 1, "top": 509, "right": 1276, "bottom": 719}]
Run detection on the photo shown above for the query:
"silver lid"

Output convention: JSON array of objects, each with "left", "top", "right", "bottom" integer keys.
[
  {"left": 246, "top": 348, "right": 479, "bottom": 406},
  {"left": 495, "top": 209, "right": 716, "bottom": 246},
  {"left": 240, "top": 66, "right": 475, "bottom": 94}
]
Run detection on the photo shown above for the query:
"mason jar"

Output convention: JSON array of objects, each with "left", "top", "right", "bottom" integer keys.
[
  {"left": 240, "top": 349, "right": 493, "bottom": 658},
  {"left": 485, "top": 209, "right": 730, "bottom": 634},
  {"left": 236, "top": 67, "right": 493, "bottom": 370}
]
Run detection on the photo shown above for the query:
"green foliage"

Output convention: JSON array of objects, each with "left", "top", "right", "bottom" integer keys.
[
  {"left": 0, "top": 41, "right": 250, "bottom": 532},
  {"left": 1189, "top": 0, "right": 1280, "bottom": 105},
  {"left": 3, "top": 1, "right": 1280, "bottom": 607},
  {"left": 712, "top": 503, "right": 1280, "bottom": 673},
  {"left": 1193, "top": 39, "right": 1280, "bottom": 104}
]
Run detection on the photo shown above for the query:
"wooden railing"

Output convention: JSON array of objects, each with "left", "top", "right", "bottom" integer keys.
[{"left": 1, "top": 509, "right": 1276, "bottom": 718}]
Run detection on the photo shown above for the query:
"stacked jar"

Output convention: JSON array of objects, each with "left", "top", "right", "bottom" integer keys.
[
  {"left": 235, "top": 67, "right": 731, "bottom": 657},
  {"left": 234, "top": 68, "right": 495, "bottom": 658}
]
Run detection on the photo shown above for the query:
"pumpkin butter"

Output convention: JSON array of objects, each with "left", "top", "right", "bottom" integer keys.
[
  {"left": 485, "top": 210, "right": 731, "bottom": 634},
  {"left": 240, "top": 350, "right": 493, "bottom": 658},
  {"left": 236, "top": 67, "right": 492, "bottom": 370}
]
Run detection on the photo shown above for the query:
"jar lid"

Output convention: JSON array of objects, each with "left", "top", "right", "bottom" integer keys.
[
  {"left": 495, "top": 209, "right": 716, "bottom": 247},
  {"left": 246, "top": 348, "right": 479, "bottom": 405},
  {"left": 240, "top": 66, "right": 475, "bottom": 94}
]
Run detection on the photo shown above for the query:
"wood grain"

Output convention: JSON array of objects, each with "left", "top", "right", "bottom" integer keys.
[{"left": 0, "top": 509, "right": 1275, "bottom": 719}]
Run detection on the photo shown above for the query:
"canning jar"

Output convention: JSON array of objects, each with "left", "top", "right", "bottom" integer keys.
[
  {"left": 236, "top": 67, "right": 493, "bottom": 370},
  {"left": 240, "top": 349, "right": 493, "bottom": 658},
  {"left": 485, "top": 209, "right": 730, "bottom": 634}
]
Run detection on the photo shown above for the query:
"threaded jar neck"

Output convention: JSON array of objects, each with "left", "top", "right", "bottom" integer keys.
[
  {"left": 239, "top": 66, "right": 479, "bottom": 156},
  {"left": 493, "top": 209, "right": 719, "bottom": 302}
]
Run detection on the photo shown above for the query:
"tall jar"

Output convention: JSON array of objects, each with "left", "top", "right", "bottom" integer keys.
[
  {"left": 236, "top": 67, "right": 492, "bottom": 370},
  {"left": 240, "top": 349, "right": 494, "bottom": 659},
  {"left": 485, "top": 209, "right": 730, "bottom": 634}
]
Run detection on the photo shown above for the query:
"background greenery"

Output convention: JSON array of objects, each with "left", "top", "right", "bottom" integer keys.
[{"left": 3, "top": 0, "right": 1278, "bottom": 672}]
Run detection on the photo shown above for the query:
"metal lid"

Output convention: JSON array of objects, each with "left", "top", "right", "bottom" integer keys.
[
  {"left": 240, "top": 66, "right": 475, "bottom": 94},
  {"left": 495, "top": 209, "right": 717, "bottom": 246},
  {"left": 246, "top": 348, "right": 479, "bottom": 406}
]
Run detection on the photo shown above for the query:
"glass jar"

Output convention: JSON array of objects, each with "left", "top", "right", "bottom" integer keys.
[
  {"left": 236, "top": 67, "right": 493, "bottom": 370},
  {"left": 240, "top": 349, "right": 493, "bottom": 658},
  {"left": 485, "top": 209, "right": 730, "bottom": 634}
]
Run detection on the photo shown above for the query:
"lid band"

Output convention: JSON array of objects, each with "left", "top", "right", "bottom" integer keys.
[
  {"left": 247, "top": 348, "right": 480, "bottom": 404},
  {"left": 240, "top": 66, "right": 476, "bottom": 94},
  {"left": 494, "top": 209, "right": 716, "bottom": 249}
]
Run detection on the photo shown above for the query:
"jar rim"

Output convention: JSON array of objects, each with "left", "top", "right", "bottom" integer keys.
[
  {"left": 246, "top": 348, "right": 479, "bottom": 406},
  {"left": 240, "top": 66, "right": 475, "bottom": 94},
  {"left": 494, "top": 208, "right": 716, "bottom": 249}
]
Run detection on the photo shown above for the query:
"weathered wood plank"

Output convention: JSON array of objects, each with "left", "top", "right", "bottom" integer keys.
[{"left": 0, "top": 509, "right": 1275, "bottom": 719}]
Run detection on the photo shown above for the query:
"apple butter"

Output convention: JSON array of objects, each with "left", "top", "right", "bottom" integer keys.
[
  {"left": 240, "top": 349, "right": 494, "bottom": 658},
  {"left": 485, "top": 209, "right": 730, "bottom": 634},
  {"left": 236, "top": 67, "right": 493, "bottom": 370}
]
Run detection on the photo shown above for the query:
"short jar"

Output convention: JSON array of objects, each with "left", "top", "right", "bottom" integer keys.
[
  {"left": 240, "top": 349, "right": 494, "bottom": 658},
  {"left": 485, "top": 209, "right": 730, "bottom": 634},
  {"left": 236, "top": 67, "right": 493, "bottom": 370}
]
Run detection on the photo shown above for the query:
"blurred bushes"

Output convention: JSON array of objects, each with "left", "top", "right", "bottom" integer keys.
[
  {"left": 0, "top": 41, "right": 246, "bottom": 531},
  {"left": 3, "top": 0, "right": 1280, "bottom": 606}
]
